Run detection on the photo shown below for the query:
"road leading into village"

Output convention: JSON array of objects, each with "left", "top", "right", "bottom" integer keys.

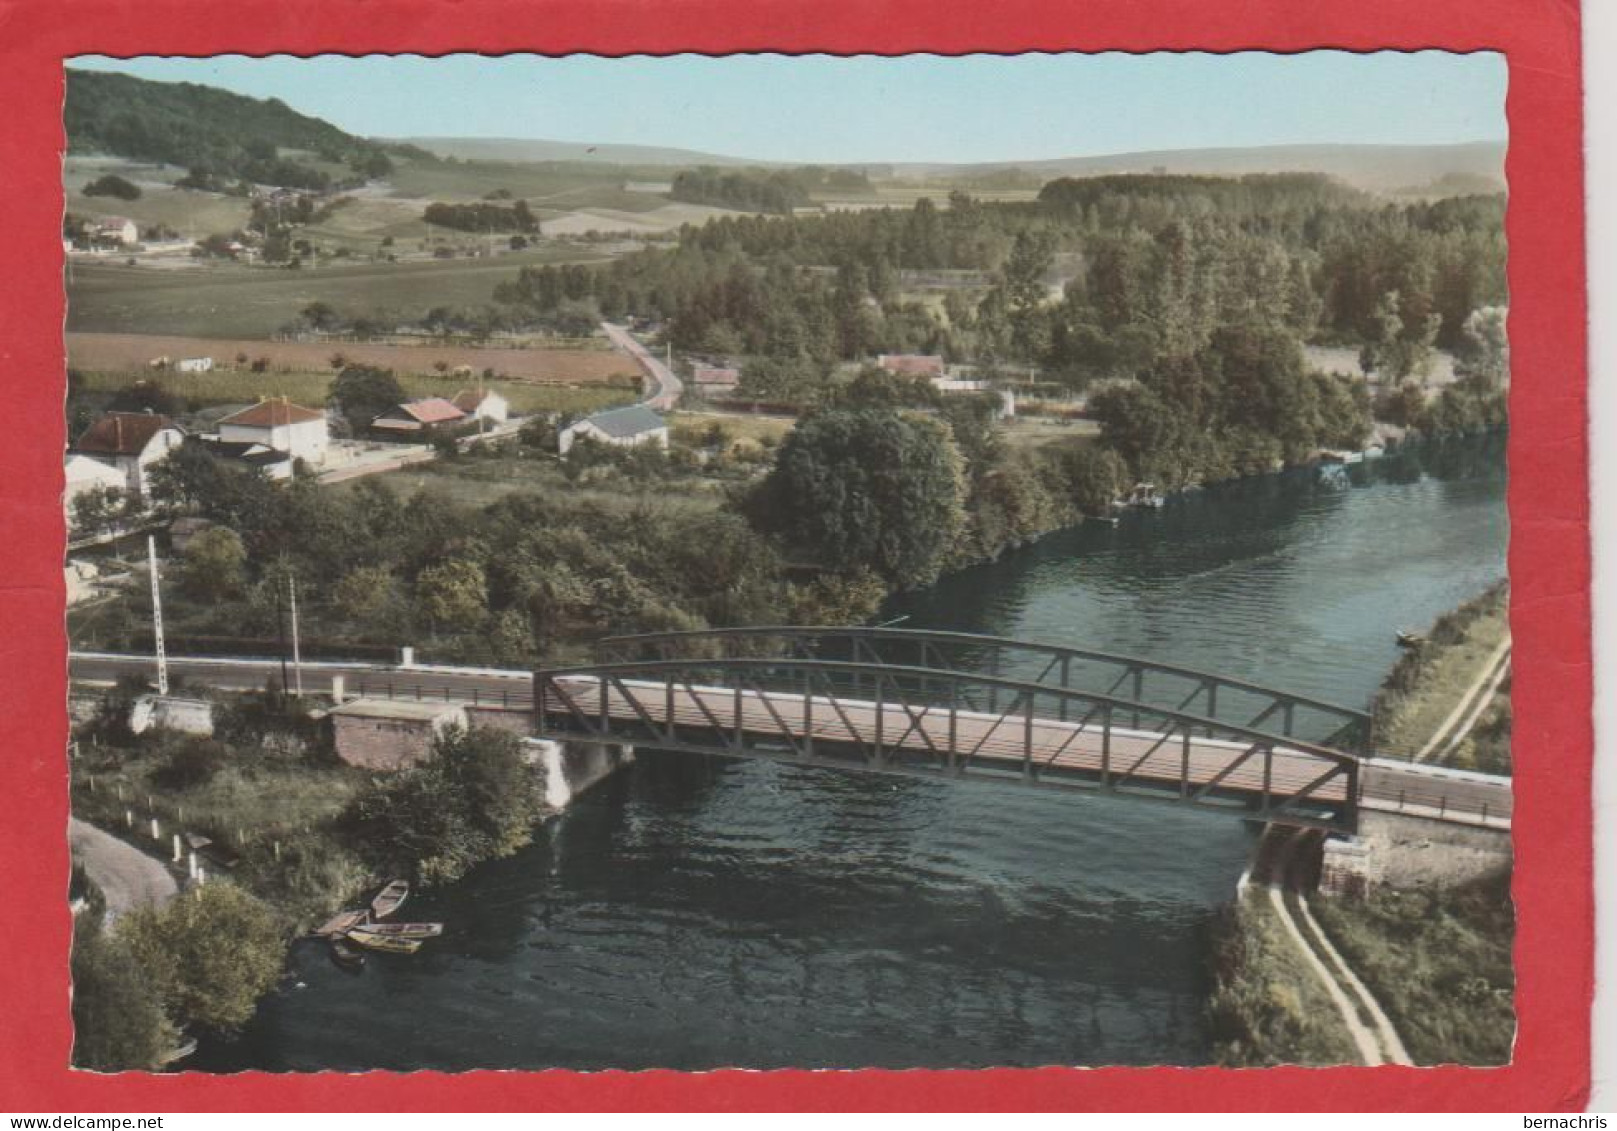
[{"left": 602, "top": 321, "right": 682, "bottom": 410}]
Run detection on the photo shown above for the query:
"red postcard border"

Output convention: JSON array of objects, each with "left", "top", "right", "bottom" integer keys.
[{"left": 0, "top": 0, "right": 1589, "bottom": 1112}]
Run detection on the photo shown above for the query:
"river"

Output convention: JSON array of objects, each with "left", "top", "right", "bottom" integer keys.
[{"left": 195, "top": 434, "right": 1507, "bottom": 1073}]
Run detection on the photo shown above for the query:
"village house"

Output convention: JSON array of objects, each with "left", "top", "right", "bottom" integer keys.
[
  {"left": 217, "top": 397, "right": 330, "bottom": 465},
  {"left": 369, "top": 397, "right": 468, "bottom": 436},
  {"left": 558, "top": 404, "right": 670, "bottom": 456},
  {"left": 62, "top": 452, "right": 129, "bottom": 517},
  {"left": 328, "top": 699, "right": 468, "bottom": 771},
  {"left": 69, "top": 411, "right": 185, "bottom": 499},
  {"left": 451, "top": 387, "right": 511, "bottom": 425},
  {"left": 691, "top": 365, "right": 741, "bottom": 393},
  {"left": 876, "top": 353, "right": 947, "bottom": 378}
]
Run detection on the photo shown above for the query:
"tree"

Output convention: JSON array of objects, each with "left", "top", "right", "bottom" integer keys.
[
  {"left": 83, "top": 173, "right": 142, "bottom": 201},
  {"left": 416, "top": 559, "right": 487, "bottom": 630},
  {"left": 70, "top": 484, "right": 135, "bottom": 536},
  {"left": 329, "top": 364, "right": 406, "bottom": 431},
  {"left": 333, "top": 564, "right": 398, "bottom": 623},
  {"left": 342, "top": 725, "right": 542, "bottom": 884},
  {"left": 747, "top": 408, "right": 967, "bottom": 588},
  {"left": 180, "top": 526, "right": 246, "bottom": 599},
  {"left": 119, "top": 884, "right": 284, "bottom": 1033},
  {"left": 71, "top": 928, "right": 177, "bottom": 1070},
  {"left": 1455, "top": 305, "right": 1509, "bottom": 388}
]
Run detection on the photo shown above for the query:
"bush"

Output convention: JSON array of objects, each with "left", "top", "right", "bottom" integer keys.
[
  {"left": 83, "top": 173, "right": 142, "bottom": 201},
  {"left": 71, "top": 927, "right": 177, "bottom": 1071},
  {"left": 119, "top": 883, "right": 285, "bottom": 1033},
  {"left": 151, "top": 736, "right": 230, "bottom": 790}
]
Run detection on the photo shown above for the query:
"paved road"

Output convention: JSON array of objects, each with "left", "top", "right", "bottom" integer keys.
[
  {"left": 70, "top": 651, "right": 1511, "bottom": 828},
  {"left": 70, "top": 817, "right": 178, "bottom": 925},
  {"left": 602, "top": 321, "right": 682, "bottom": 410}
]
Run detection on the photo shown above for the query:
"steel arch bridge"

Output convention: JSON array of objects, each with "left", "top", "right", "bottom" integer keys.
[{"left": 534, "top": 627, "right": 1373, "bottom": 833}]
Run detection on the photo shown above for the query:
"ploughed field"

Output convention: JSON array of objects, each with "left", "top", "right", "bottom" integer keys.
[{"left": 67, "top": 331, "right": 641, "bottom": 385}]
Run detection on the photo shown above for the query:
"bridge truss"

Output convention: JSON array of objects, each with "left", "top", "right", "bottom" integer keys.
[{"left": 535, "top": 653, "right": 1364, "bottom": 832}]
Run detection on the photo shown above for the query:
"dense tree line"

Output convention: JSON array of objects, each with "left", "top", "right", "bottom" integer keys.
[
  {"left": 493, "top": 176, "right": 1505, "bottom": 400},
  {"left": 82, "top": 172, "right": 142, "bottom": 200},
  {"left": 423, "top": 199, "right": 540, "bottom": 234},
  {"left": 669, "top": 166, "right": 872, "bottom": 214},
  {"left": 65, "top": 68, "right": 401, "bottom": 190}
]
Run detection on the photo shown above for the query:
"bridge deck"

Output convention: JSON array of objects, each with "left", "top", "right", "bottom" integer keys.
[{"left": 542, "top": 676, "right": 1349, "bottom": 809}]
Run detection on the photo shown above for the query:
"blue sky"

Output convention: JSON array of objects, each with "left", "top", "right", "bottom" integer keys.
[{"left": 69, "top": 53, "right": 1506, "bottom": 165}]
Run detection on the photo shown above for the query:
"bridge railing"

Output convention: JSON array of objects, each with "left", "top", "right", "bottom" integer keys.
[
  {"left": 535, "top": 656, "right": 1363, "bottom": 832},
  {"left": 598, "top": 626, "right": 1374, "bottom": 755}
]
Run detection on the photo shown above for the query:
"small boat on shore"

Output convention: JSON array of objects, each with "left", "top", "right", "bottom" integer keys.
[
  {"left": 313, "top": 909, "right": 367, "bottom": 939},
  {"left": 349, "top": 921, "right": 443, "bottom": 939},
  {"left": 346, "top": 926, "right": 424, "bottom": 954},
  {"left": 370, "top": 880, "right": 410, "bottom": 920},
  {"left": 1396, "top": 629, "right": 1427, "bottom": 649}
]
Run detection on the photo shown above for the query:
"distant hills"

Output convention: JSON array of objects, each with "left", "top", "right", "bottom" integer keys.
[
  {"left": 403, "top": 137, "right": 1505, "bottom": 195},
  {"left": 65, "top": 69, "right": 407, "bottom": 188},
  {"left": 66, "top": 67, "right": 1504, "bottom": 198}
]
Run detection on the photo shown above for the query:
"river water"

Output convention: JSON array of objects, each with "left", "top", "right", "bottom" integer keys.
[{"left": 197, "top": 435, "right": 1507, "bottom": 1073}]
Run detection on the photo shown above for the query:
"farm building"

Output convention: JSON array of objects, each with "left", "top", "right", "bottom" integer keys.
[
  {"left": 63, "top": 452, "right": 128, "bottom": 516},
  {"left": 370, "top": 398, "right": 468, "bottom": 435},
  {"left": 175, "top": 357, "right": 214, "bottom": 374},
  {"left": 217, "top": 397, "right": 330, "bottom": 465},
  {"left": 877, "top": 354, "right": 947, "bottom": 378},
  {"left": 92, "top": 217, "right": 138, "bottom": 246},
  {"left": 197, "top": 438, "right": 295, "bottom": 480},
  {"left": 69, "top": 411, "right": 185, "bottom": 499},
  {"left": 451, "top": 387, "right": 510, "bottom": 425},
  {"left": 328, "top": 699, "right": 468, "bottom": 772},
  {"left": 559, "top": 404, "right": 669, "bottom": 456},
  {"left": 933, "top": 378, "right": 1017, "bottom": 419},
  {"left": 692, "top": 365, "right": 741, "bottom": 391}
]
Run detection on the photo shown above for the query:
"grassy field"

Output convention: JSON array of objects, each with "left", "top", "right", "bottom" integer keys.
[
  {"left": 392, "top": 450, "right": 733, "bottom": 512},
  {"left": 71, "top": 731, "right": 371, "bottom": 928},
  {"left": 999, "top": 415, "right": 1101, "bottom": 453},
  {"left": 1372, "top": 582, "right": 1511, "bottom": 769},
  {"left": 1206, "top": 893, "right": 1364, "bottom": 1066},
  {"left": 69, "top": 331, "right": 638, "bottom": 384},
  {"left": 72, "top": 366, "right": 633, "bottom": 417},
  {"left": 1309, "top": 873, "right": 1515, "bottom": 1065},
  {"left": 66, "top": 249, "right": 614, "bottom": 338},
  {"left": 668, "top": 411, "right": 796, "bottom": 448}
]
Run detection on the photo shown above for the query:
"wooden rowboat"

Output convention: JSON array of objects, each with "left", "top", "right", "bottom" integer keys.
[
  {"left": 313, "top": 909, "right": 367, "bottom": 939},
  {"left": 348, "top": 921, "right": 443, "bottom": 939},
  {"left": 370, "top": 880, "right": 409, "bottom": 920},
  {"left": 329, "top": 939, "right": 367, "bottom": 971},
  {"left": 346, "top": 927, "right": 423, "bottom": 955}
]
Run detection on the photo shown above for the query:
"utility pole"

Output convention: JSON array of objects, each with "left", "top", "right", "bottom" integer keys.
[
  {"left": 288, "top": 574, "right": 304, "bottom": 699},
  {"left": 147, "top": 536, "right": 168, "bottom": 696},
  {"left": 274, "top": 574, "right": 290, "bottom": 695}
]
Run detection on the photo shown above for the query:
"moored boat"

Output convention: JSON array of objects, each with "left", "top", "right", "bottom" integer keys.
[
  {"left": 348, "top": 921, "right": 443, "bottom": 939},
  {"left": 346, "top": 926, "right": 424, "bottom": 954},
  {"left": 313, "top": 909, "right": 367, "bottom": 939},
  {"left": 329, "top": 939, "right": 367, "bottom": 971},
  {"left": 370, "top": 880, "right": 410, "bottom": 920}
]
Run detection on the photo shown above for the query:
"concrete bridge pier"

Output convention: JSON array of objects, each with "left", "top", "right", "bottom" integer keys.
[
  {"left": 522, "top": 738, "right": 635, "bottom": 813},
  {"left": 1319, "top": 810, "right": 1512, "bottom": 895}
]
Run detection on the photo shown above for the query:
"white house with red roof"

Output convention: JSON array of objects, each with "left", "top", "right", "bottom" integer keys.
[
  {"left": 69, "top": 411, "right": 185, "bottom": 498},
  {"left": 92, "top": 217, "right": 139, "bottom": 247},
  {"left": 370, "top": 397, "right": 468, "bottom": 435},
  {"left": 218, "top": 397, "right": 330, "bottom": 465}
]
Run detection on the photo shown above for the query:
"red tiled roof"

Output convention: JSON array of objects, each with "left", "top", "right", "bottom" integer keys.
[
  {"left": 877, "top": 354, "right": 946, "bottom": 377},
  {"left": 219, "top": 399, "right": 325, "bottom": 428},
  {"left": 402, "top": 398, "right": 467, "bottom": 424},
  {"left": 71, "top": 412, "right": 181, "bottom": 457},
  {"left": 375, "top": 398, "right": 467, "bottom": 427}
]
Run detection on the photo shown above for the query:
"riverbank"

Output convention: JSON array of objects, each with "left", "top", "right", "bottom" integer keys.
[
  {"left": 1372, "top": 580, "right": 1511, "bottom": 771},
  {"left": 1205, "top": 575, "right": 1514, "bottom": 1067}
]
